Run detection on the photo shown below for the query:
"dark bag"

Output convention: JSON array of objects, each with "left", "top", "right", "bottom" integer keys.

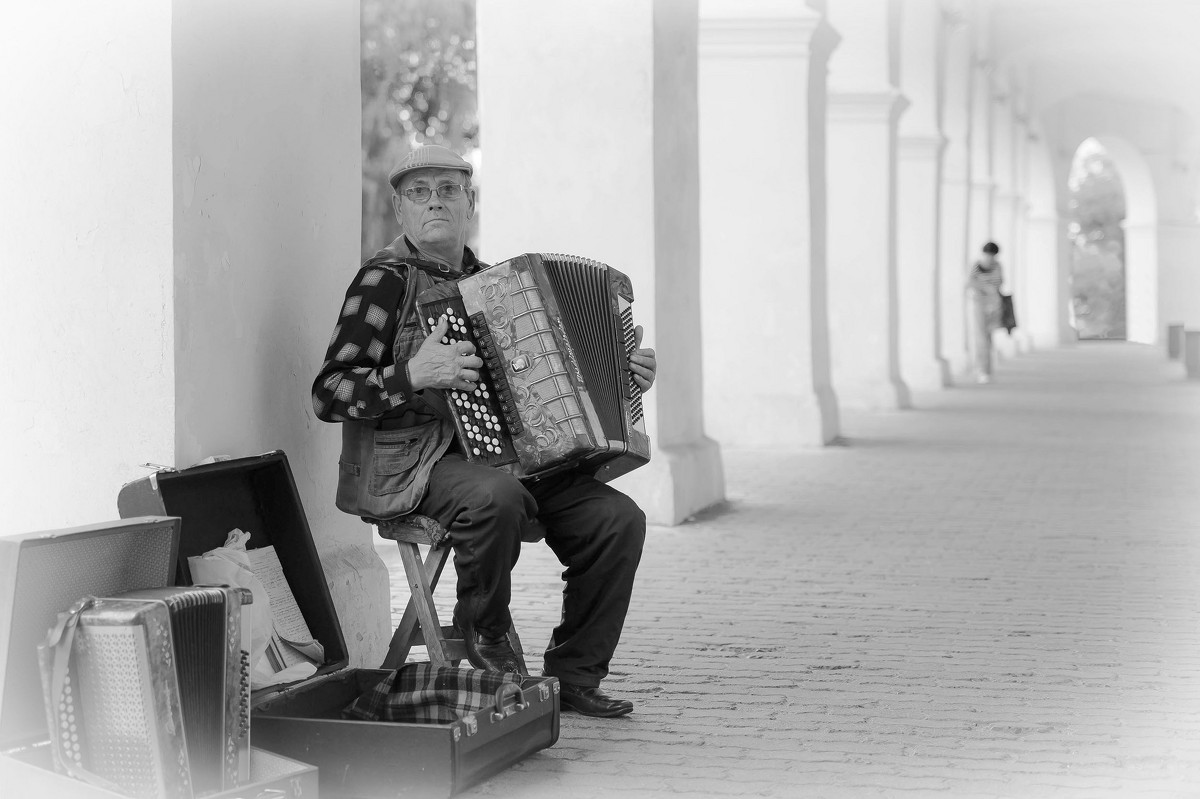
[
  {"left": 343, "top": 663, "right": 521, "bottom": 724},
  {"left": 1000, "top": 293, "right": 1017, "bottom": 333}
]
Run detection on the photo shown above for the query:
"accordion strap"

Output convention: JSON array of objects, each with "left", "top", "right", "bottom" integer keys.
[{"left": 43, "top": 597, "right": 126, "bottom": 795}]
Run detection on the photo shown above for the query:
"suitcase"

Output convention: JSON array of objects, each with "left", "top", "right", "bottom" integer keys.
[
  {"left": 0, "top": 517, "right": 320, "bottom": 799},
  {"left": 118, "top": 451, "right": 560, "bottom": 799}
]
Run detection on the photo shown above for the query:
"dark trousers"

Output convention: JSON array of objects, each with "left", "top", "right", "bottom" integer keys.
[{"left": 414, "top": 453, "right": 646, "bottom": 687}]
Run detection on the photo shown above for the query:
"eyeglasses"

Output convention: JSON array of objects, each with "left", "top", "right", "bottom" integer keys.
[{"left": 400, "top": 183, "right": 467, "bottom": 203}]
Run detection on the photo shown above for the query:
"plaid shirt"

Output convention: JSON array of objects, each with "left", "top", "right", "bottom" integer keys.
[{"left": 311, "top": 238, "right": 482, "bottom": 423}]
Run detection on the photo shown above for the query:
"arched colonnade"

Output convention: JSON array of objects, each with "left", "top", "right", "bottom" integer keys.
[{"left": 477, "top": 0, "right": 1200, "bottom": 526}]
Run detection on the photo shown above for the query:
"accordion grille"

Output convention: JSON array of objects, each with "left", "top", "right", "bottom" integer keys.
[
  {"left": 542, "top": 255, "right": 625, "bottom": 441},
  {"left": 73, "top": 627, "right": 170, "bottom": 797}
]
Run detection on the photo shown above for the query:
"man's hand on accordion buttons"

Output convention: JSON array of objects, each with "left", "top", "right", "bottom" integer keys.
[
  {"left": 407, "top": 315, "right": 483, "bottom": 393},
  {"left": 629, "top": 325, "right": 656, "bottom": 393}
]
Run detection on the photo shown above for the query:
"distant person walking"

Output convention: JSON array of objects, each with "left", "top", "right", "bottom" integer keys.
[{"left": 967, "top": 241, "right": 1004, "bottom": 384}]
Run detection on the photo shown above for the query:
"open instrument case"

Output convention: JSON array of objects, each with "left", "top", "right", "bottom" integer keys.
[
  {"left": 118, "top": 451, "right": 559, "bottom": 799},
  {"left": 0, "top": 517, "right": 319, "bottom": 799}
]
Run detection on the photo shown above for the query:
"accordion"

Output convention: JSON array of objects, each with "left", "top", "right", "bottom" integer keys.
[
  {"left": 38, "top": 586, "right": 252, "bottom": 799},
  {"left": 417, "top": 252, "right": 651, "bottom": 482}
]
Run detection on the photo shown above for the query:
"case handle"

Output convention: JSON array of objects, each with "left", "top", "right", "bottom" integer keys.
[{"left": 490, "top": 682, "right": 527, "bottom": 721}]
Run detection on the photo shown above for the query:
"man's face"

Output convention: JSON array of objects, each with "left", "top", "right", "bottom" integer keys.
[{"left": 393, "top": 167, "right": 475, "bottom": 251}]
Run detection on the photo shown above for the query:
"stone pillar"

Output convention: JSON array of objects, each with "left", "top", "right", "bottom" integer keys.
[
  {"left": 476, "top": 0, "right": 724, "bottom": 525},
  {"left": 1010, "top": 92, "right": 1035, "bottom": 353},
  {"left": 937, "top": 8, "right": 973, "bottom": 381},
  {"left": 896, "top": 0, "right": 948, "bottom": 392},
  {"left": 967, "top": 57, "right": 995, "bottom": 264},
  {"left": 172, "top": 1, "right": 383, "bottom": 667},
  {"left": 1125, "top": 221, "right": 1160, "bottom": 344},
  {"left": 1158, "top": 222, "right": 1200, "bottom": 344},
  {"left": 698, "top": 0, "right": 840, "bottom": 447},
  {"left": 1022, "top": 127, "right": 1072, "bottom": 348},
  {"left": 990, "top": 79, "right": 1018, "bottom": 360},
  {"left": 0, "top": 1, "right": 174, "bottom": 534},
  {"left": 826, "top": 0, "right": 911, "bottom": 410}
]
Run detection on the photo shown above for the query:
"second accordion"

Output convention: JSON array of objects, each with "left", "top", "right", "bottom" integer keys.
[
  {"left": 38, "top": 585, "right": 252, "bottom": 799},
  {"left": 417, "top": 252, "right": 651, "bottom": 482}
]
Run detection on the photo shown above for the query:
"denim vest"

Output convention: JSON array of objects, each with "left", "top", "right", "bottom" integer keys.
[{"left": 335, "top": 262, "right": 461, "bottom": 521}]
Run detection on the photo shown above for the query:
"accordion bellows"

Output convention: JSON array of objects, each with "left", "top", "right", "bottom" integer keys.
[
  {"left": 38, "top": 586, "right": 252, "bottom": 799},
  {"left": 417, "top": 252, "right": 652, "bottom": 482}
]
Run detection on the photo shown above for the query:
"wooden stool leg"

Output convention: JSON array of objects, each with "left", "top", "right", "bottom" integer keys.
[
  {"left": 388, "top": 543, "right": 453, "bottom": 668},
  {"left": 381, "top": 543, "right": 440, "bottom": 669}
]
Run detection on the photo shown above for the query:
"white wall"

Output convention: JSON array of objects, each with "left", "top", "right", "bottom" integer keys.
[
  {"left": 0, "top": 2, "right": 174, "bottom": 536},
  {"left": 172, "top": 0, "right": 384, "bottom": 665},
  {"left": 171, "top": 1, "right": 363, "bottom": 537}
]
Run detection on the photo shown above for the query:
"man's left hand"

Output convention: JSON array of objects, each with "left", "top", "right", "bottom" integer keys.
[{"left": 629, "top": 325, "right": 656, "bottom": 393}]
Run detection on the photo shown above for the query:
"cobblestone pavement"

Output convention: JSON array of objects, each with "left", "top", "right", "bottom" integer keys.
[{"left": 377, "top": 342, "right": 1200, "bottom": 798}]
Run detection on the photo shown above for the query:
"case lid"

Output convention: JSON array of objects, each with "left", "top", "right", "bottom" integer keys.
[
  {"left": 0, "top": 517, "right": 180, "bottom": 749},
  {"left": 116, "top": 451, "right": 349, "bottom": 688}
]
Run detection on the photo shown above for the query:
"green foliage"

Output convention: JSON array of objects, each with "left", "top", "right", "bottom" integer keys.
[
  {"left": 1067, "top": 140, "right": 1126, "bottom": 339},
  {"left": 361, "top": 0, "right": 479, "bottom": 260}
]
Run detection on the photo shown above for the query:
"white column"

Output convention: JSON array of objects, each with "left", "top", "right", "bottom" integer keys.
[
  {"left": 172, "top": 2, "right": 381, "bottom": 666},
  {"left": 1157, "top": 222, "right": 1200, "bottom": 340},
  {"left": 1011, "top": 94, "right": 1035, "bottom": 353},
  {"left": 698, "top": 0, "right": 840, "bottom": 447},
  {"left": 826, "top": 0, "right": 911, "bottom": 410},
  {"left": 476, "top": 0, "right": 724, "bottom": 525},
  {"left": 937, "top": 9, "right": 973, "bottom": 381},
  {"left": 1022, "top": 127, "right": 1071, "bottom": 348},
  {"left": 896, "top": 0, "right": 948, "bottom": 393},
  {"left": 991, "top": 80, "right": 1018, "bottom": 360},
  {"left": 968, "top": 58, "right": 995, "bottom": 266},
  {"left": 1125, "top": 221, "right": 1160, "bottom": 344},
  {"left": 0, "top": 2, "right": 174, "bottom": 535}
]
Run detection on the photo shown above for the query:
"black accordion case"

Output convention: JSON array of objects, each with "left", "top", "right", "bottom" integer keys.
[
  {"left": 117, "top": 451, "right": 560, "bottom": 799},
  {"left": 416, "top": 252, "right": 652, "bottom": 483},
  {"left": 0, "top": 517, "right": 319, "bottom": 799}
]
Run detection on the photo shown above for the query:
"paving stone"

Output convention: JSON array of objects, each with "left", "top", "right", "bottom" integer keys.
[{"left": 375, "top": 343, "right": 1200, "bottom": 797}]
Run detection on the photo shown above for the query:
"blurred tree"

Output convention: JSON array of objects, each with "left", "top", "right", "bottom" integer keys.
[
  {"left": 1067, "top": 139, "right": 1126, "bottom": 339},
  {"left": 361, "top": 0, "right": 478, "bottom": 261}
]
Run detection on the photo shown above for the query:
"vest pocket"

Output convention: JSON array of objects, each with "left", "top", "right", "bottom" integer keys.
[
  {"left": 369, "top": 448, "right": 420, "bottom": 496},
  {"left": 367, "top": 422, "right": 437, "bottom": 497}
]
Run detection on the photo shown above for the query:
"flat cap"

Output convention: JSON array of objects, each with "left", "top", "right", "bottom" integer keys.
[{"left": 388, "top": 145, "right": 472, "bottom": 191}]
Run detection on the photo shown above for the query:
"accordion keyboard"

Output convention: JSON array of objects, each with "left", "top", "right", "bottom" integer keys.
[{"left": 422, "top": 299, "right": 522, "bottom": 467}]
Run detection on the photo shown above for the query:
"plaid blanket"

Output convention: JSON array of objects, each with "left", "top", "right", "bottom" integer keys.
[{"left": 343, "top": 663, "right": 520, "bottom": 724}]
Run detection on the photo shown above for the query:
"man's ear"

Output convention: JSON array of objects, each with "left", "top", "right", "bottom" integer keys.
[
  {"left": 467, "top": 186, "right": 477, "bottom": 220},
  {"left": 391, "top": 192, "right": 404, "bottom": 226}
]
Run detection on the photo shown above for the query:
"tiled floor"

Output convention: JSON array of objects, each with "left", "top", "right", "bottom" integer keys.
[{"left": 379, "top": 342, "right": 1200, "bottom": 798}]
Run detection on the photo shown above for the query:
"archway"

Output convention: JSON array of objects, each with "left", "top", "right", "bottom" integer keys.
[{"left": 1066, "top": 138, "right": 1126, "bottom": 339}]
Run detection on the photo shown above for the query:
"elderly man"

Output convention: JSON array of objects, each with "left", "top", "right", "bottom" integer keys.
[{"left": 312, "top": 145, "right": 656, "bottom": 718}]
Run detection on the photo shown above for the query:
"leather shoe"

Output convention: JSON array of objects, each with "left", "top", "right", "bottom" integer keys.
[
  {"left": 453, "top": 613, "right": 526, "bottom": 675},
  {"left": 557, "top": 682, "right": 633, "bottom": 718}
]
